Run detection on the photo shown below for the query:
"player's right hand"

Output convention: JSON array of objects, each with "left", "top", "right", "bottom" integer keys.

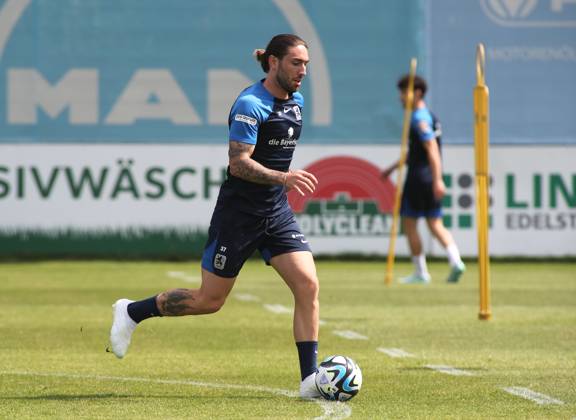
[
  {"left": 433, "top": 179, "right": 446, "bottom": 201},
  {"left": 381, "top": 166, "right": 395, "bottom": 180},
  {"left": 285, "top": 169, "right": 318, "bottom": 196}
]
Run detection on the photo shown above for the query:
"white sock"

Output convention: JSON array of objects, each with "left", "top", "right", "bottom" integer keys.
[
  {"left": 446, "top": 243, "right": 463, "bottom": 267},
  {"left": 412, "top": 254, "right": 428, "bottom": 277}
]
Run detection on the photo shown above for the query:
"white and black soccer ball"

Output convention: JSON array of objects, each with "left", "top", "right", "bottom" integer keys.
[{"left": 315, "top": 355, "right": 362, "bottom": 401}]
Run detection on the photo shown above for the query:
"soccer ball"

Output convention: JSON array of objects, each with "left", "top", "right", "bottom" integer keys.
[{"left": 315, "top": 355, "right": 362, "bottom": 401}]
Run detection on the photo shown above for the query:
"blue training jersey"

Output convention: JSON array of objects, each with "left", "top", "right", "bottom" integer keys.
[
  {"left": 217, "top": 80, "right": 304, "bottom": 216},
  {"left": 407, "top": 107, "right": 442, "bottom": 172}
]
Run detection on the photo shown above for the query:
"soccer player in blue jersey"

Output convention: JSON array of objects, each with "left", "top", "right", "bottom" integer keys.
[
  {"left": 382, "top": 75, "right": 465, "bottom": 284},
  {"left": 109, "top": 34, "right": 322, "bottom": 398}
]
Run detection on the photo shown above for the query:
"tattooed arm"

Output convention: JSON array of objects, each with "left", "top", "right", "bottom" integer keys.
[
  {"left": 228, "top": 140, "right": 285, "bottom": 185},
  {"left": 228, "top": 140, "right": 318, "bottom": 195}
]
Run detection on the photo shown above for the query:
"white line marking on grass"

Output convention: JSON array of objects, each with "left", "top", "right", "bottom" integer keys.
[
  {"left": 261, "top": 304, "right": 328, "bottom": 327},
  {"left": 1, "top": 371, "right": 351, "bottom": 419},
  {"left": 313, "top": 400, "right": 351, "bottom": 420},
  {"left": 234, "top": 293, "right": 261, "bottom": 302},
  {"left": 377, "top": 348, "right": 415, "bottom": 358},
  {"left": 263, "top": 304, "right": 293, "bottom": 314},
  {"left": 425, "top": 365, "right": 475, "bottom": 376},
  {"left": 502, "top": 387, "right": 565, "bottom": 405},
  {"left": 241, "top": 298, "right": 327, "bottom": 326},
  {"left": 166, "top": 271, "right": 199, "bottom": 283},
  {"left": 332, "top": 330, "right": 368, "bottom": 340}
]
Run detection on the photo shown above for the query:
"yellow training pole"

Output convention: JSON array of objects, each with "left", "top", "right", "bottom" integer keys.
[
  {"left": 385, "top": 58, "right": 417, "bottom": 286},
  {"left": 474, "top": 44, "right": 492, "bottom": 320}
]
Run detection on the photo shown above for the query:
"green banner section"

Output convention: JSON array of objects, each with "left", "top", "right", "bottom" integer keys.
[{"left": 0, "top": 228, "right": 208, "bottom": 259}]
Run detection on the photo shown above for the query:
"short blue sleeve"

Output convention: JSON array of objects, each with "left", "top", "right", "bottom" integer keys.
[
  {"left": 293, "top": 92, "right": 304, "bottom": 108},
  {"left": 412, "top": 109, "right": 435, "bottom": 142},
  {"left": 229, "top": 97, "right": 261, "bottom": 145}
]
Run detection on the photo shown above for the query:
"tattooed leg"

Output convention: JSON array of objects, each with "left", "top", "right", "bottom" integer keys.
[
  {"left": 157, "top": 288, "right": 197, "bottom": 316},
  {"left": 156, "top": 269, "right": 236, "bottom": 316}
]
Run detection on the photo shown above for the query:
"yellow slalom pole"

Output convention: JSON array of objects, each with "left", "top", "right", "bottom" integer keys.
[
  {"left": 474, "top": 44, "right": 492, "bottom": 320},
  {"left": 385, "top": 58, "right": 417, "bottom": 286}
]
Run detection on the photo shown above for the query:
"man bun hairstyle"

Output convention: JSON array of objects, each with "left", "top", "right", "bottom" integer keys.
[
  {"left": 397, "top": 74, "right": 428, "bottom": 97},
  {"left": 254, "top": 34, "right": 308, "bottom": 73}
]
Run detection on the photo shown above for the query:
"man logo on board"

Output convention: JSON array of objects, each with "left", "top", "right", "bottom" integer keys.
[
  {"left": 288, "top": 156, "right": 396, "bottom": 237},
  {"left": 480, "top": 0, "right": 576, "bottom": 27},
  {"left": 0, "top": 0, "right": 333, "bottom": 138},
  {"left": 482, "top": 0, "right": 538, "bottom": 19}
]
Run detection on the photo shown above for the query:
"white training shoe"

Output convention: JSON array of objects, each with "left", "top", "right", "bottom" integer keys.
[
  {"left": 399, "top": 272, "right": 431, "bottom": 284},
  {"left": 299, "top": 372, "right": 321, "bottom": 398},
  {"left": 446, "top": 261, "right": 466, "bottom": 283},
  {"left": 110, "top": 299, "right": 137, "bottom": 359}
]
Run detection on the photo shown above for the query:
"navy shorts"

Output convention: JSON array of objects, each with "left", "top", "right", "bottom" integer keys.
[
  {"left": 201, "top": 204, "right": 311, "bottom": 278},
  {"left": 400, "top": 172, "right": 442, "bottom": 218}
]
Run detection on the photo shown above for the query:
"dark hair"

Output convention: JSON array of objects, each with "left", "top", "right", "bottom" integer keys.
[
  {"left": 397, "top": 74, "right": 427, "bottom": 97},
  {"left": 254, "top": 34, "right": 308, "bottom": 73}
]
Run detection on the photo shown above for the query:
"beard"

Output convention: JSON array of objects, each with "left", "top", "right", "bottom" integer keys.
[{"left": 276, "top": 66, "right": 297, "bottom": 94}]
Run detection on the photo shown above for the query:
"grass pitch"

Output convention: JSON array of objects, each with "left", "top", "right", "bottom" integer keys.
[{"left": 0, "top": 260, "right": 574, "bottom": 419}]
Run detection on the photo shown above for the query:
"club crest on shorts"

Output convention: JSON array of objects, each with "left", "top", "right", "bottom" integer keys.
[{"left": 214, "top": 253, "right": 227, "bottom": 270}]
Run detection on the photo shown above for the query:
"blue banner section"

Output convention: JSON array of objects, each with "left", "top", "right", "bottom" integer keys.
[
  {"left": 428, "top": 0, "right": 576, "bottom": 144},
  {"left": 0, "top": 0, "right": 422, "bottom": 144},
  {"left": 0, "top": 0, "right": 574, "bottom": 145}
]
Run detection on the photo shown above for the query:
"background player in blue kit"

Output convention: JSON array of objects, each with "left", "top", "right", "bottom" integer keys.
[
  {"left": 109, "top": 34, "right": 322, "bottom": 398},
  {"left": 382, "top": 75, "right": 466, "bottom": 284}
]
